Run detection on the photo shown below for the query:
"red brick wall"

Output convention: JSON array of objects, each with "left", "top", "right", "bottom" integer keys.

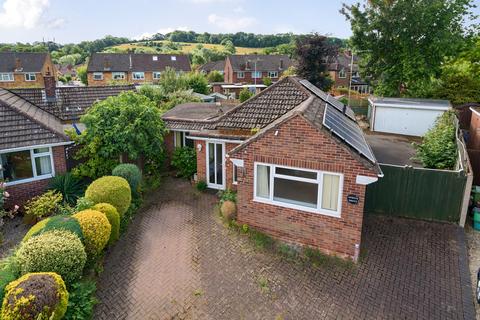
[
  {"left": 5, "top": 146, "right": 67, "bottom": 210},
  {"left": 469, "top": 110, "right": 480, "bottom": 149},
  {"left": 230, "top": 115, "right": 377, "bottom": 260},
  {"left": 195, "top": 140, "right": 206, "bottom": 183},
  {"left": 164, "top": 132, "right": 175, "bottom": 164}
]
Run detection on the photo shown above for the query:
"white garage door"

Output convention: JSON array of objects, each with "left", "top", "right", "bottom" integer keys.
[{"left": 373, "top": 106, "right": 444, "bottom": 137}]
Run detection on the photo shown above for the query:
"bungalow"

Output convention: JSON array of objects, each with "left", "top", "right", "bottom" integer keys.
[
  {"left": 0, "top": 76, "right": 134, "bottom": 207},
  {"left": 87, "top": 53, "right": 191, "bottom": 86},
  {"left": 224, "top": 54, "right": 293, "bottom": 84},
  {"left": 0, "top": 52, "right": 56, "bottom": 89},
  {"left": 163, "top": 77, "right": 381, "bottom": 260}
]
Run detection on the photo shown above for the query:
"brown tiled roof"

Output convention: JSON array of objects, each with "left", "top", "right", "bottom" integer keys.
[
  {"left": 11, "top": 85, "right": 135, "bottom": 122},
  {"left": 0, "top": 88, "right": 68, "bottom": 150},
  {"left": 0, "top": 52, "right": 48, "bottom": 73},
  {"left": 87, "top": 53, "right": 191, "bottom": 73},
  {"left": 199, "top": 60, "right": 225, "bottom": 73},
  {"left": 212, "top": 77, "right": 310, "bottom": 130},
  {"left": 228, "top": 54, "right": 292, "bottom": 72}
]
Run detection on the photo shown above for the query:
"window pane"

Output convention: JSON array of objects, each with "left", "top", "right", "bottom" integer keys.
[
  {"left": 233, "top": 165, "right": 238, "bottom": 183},
  {"left": 0, "top": 151, "right": 33, "bottom": 182},
  {"left": 275, "top": 167, "right": 317, "bottom": 180},
  {"left": 35, "top": 155, "right": 52, "bottom": 176},
  {"left": 256, "top": 165, "right": 270, "bottom": 198},
  {"left": 215, "top": 143, "right": 223, "bottom": 184},
  {"left": 322, "top": 174, "right": 340, "bottom": 211},
  {"left": 208, "top": 143, "right": 215, "bottom": 184},
  {"left": 185, "top": 134, "right": 194, "bottom": 148},
  {"left": 34, "top": 147, "right": 49, "bottom": 154},
  {"left": 273, "top": 178, "right": 318, "bottom": 208},
  {"left": 174, "top": 132, "right": 183, "bottom": 148}
]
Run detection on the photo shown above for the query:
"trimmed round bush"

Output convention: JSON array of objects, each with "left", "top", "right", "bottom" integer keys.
[
  {"left": 73, "top": 210, "right": 111, "bottom": 257},
  {"left": 1, "top": 272, "right": 68, "bottom": 320},
  {"left": 85, "top": 176, "right": 131, "bottom": 217},
  {"left": 221, "top": 200, "right": 237, "bottom": 221},
  {"left": 92, "top": 203, "right": 120, "bottom": 245},
  {"left": 23, "top": 216, "right": 84, "bottom": 243},
  {"left": 16, "top": 230, "right": 86, "bottom": 284},
  {"left": 112, "top": 163, "right": 142, "bottom": 194}
]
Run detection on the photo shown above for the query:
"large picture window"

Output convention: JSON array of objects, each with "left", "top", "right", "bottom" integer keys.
[
  {"left": 254, "top": 163, "right": 343, "bottom": 217},
  {"left": 0, "top": 147, "right": 54, "bottom": 184}
]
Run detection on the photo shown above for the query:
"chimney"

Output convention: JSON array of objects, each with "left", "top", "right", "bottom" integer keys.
[
  {"left": 129, "top": 54, "right": 133, "bottom": 70},
  {"left": 44, "top": 68, "right": 56, "bottom": 100},
  {"left": 279, "top": 59, "right": 284, "bottom": 70},
  {"left": 14, "top": 58, "right": 22, "bottom": 72}
]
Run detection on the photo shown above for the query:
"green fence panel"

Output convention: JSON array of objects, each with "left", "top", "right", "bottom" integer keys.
[{"left": 365, "top": 165, "right": 467, "bottom": 222}]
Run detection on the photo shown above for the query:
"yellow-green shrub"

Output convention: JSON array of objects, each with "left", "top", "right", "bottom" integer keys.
[
  {"left": 73, "top": 210, "right": 111, "bottom": 257},
  {"left": 85, "top": 176, "right": 131, "bottom": 217},
  {"left": 22, "top": 218, "right": 50, "bottom": 242},
  {"left": 92, "top": 203, "right": 120, "bottom": 245},
  {"left": 22, "top": 216, "right": 84, "bottom": 243},
  {"left": 23, "top": 190, "right": 63, "bottom": 219},
  {"left": 16, "top": 230, "right": 86, "bottom": 284},
  {"left": 1, "top": 272, "right": 68, "bottom": 320}
]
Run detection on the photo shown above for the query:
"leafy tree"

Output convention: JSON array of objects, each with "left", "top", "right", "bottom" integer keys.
[
  {"left": 262, "top": 77, "right": 272, "bottom": 86},
  {"left": 76, "top": 66, "right": 88, "bottom": 85},
  {"left": 70, "top": 92, "right": 167, "bottom": 179},
  {"left": 341, "top": 0, "right": 476, "bottom": 97},
  {"left": 294, "top": 33, "right": 335, "bottom": 91},
  {"left": 414, "top": 110, "right": 457, "bottom": 169},
  {"left": 185, "top": 72, "right": 209, "bottom": 94},
  {"left": 171, "top": 147, "right": 197, "bottom": 178},
  {"left": 239, "top": 88, "right": 254, "bottom": 102},
  {"left": 207, "top": 70, "right": 224, "bottom": 82}
]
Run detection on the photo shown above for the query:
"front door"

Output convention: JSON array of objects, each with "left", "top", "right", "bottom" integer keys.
[{"left": 206, "top": 142, "right": 225, "bottom": 190}]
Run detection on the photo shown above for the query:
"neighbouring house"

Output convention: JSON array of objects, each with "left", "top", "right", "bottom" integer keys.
[
  {"left": 0, "top": 76, "right": 135, "bottom": 207},
  {"left": 199, "top": 60, "right": 225, "bottom": 75},
  {"left": 327, "top": 52, "right": 371, "bottom": 94},
  {"left": 87, "top": 53, "right": 191, "bottom": 86},
  {"left": 0, "top": 52, "right": 57, "bottom": 89},
  {"left": 368, "top": 97, "right": 451, "bottom": 137},
  {"left": 56, "top": 64, "right": 78, "bottom": 79},
  {"left": 162, "top": 77, "right": 381, "bottom": 260},
  {"left": 224, "top": 54, "right": 292, "bottom": 84}
]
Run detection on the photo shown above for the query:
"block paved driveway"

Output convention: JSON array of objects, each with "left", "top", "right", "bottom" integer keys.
[{"left": 94, "top": 177, "right": 475, "bottom": 320}]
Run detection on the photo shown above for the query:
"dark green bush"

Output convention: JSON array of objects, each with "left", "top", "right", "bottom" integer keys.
[
  {"left": 48, "top": 173, "right": 86, "bottom": 205},
  {"left": 196, "top": 180, "right": 207, "bottom": 191},
  {"left": 239, "top": 88, "right": 254, "bottom": 102},
  {"left": 24, "top": 215, "right": 84, "bottom": 243},
  {"left": 171, "top": 147, "right": 197, "bottom": 178},
  {"left": 64, "top": 280, "right": 98, "bottom": 320},
  {"left": 220, "top": 189, "right": 236, "bottom": 203},
  {"left": 112, "top": 164, "right": 142, "bottom": 195}
]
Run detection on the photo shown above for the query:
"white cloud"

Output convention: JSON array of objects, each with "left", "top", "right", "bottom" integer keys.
[
  {"left": 134, "top": 26, "right": 190, "bottom": 40},
  {"left": 207, "top": 13, "right": 256, "bottom": 31},
  {"left": 0, "top": 0, "right": 64, "bottom": 29}
]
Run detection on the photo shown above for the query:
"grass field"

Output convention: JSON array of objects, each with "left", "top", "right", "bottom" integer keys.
[{"left": 111, "top": 41, "right": 263, "bottom": 54}]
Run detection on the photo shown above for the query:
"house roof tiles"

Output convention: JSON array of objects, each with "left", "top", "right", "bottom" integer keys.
[
  {"left": 87, "top": 53, "right": 191, "bottom": 73},
  {"left": 0, "top": 52, "right": 48, "bottom": 73},
  {"left": 228, "top": 54, "right": 292, "bottom": 72}
]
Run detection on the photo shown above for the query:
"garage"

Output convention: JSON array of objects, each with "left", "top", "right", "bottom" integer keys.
[{"left": 368, "top": 97, "right": 451, "bottom": 137}]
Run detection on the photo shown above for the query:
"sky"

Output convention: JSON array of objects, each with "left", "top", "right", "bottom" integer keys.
[{"left": 0, "top": 0, "right": 479, "bottom": 44}]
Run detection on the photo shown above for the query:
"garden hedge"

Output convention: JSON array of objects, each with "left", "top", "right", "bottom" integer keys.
[
  {"left": 73, "top": 210, "right": 111, "bottom": 257},
  {"left": 92, "top": 203, "right": 120, "bottom": 245},
  {"left": 1, "top": 272, "right": 68, "bottom": 320},
  {"left": 112, "top": 163, "right": 142, "bottom": 195},
  {"left": 85, "top": 176, "right": 131, "bottom": 217},
  {"left": 23, "top": 216, "right": 84, "bottom": 243},
  {"left": 16, "top": 230, "right": 86, "bottom": 284}
]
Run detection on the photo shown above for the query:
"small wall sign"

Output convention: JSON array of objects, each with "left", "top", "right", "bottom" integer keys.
[{"left": 347, "top": 194, "right": 360, "bottom": 205}]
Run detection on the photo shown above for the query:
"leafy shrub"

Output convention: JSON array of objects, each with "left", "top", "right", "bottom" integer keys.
[
  {"left": 262, "top": 77, "right": 272, "bottom": 86},
  {"left": 23, "top": 216, "right": 84, "bottom": 243},
  {"left": 73, "top": 210, "right": 111, "bottom": 258},
  {"left": 1, "top": 272, "right": 68, "bottom": 320},
  {"left": 24, "top": 190, "right": 63, "bottom": 219},
  {"left": 48, "top": 173, "right": 86, "bottom": 205},
  {"left": 92, "top": 203, "right": 120, "bottom": 245},
  {"left": 239, "top": 88, "right": 254, "bottom": 102},
  {"left": 0, "top": 256, "right": 20, "bottom": 303},
  {"left": 207, "top": 70, "right": 224, "bottom": 83},
  {"left": 185, "top": 72, "right": 209, "bottom": 94},
  {"left": 75, "top": 197, "right": 94, "bottom": 212},
  {"left": 220, "top": 189, "right": 236, "bottom": 203},
  {"left": 196, "top": 180, "right": 207, "bottom": 191},
  {"left": 16, "top": 230, "right": 86, "bottom": 284},
  {"left": 414, "top": 110, "right": 457, "bottom": 169},
  {"left": 171, "top": 147, "right": 197, "bottom": 178},
  {"left": 85, "top": 176, "right": 131, "bottom": 216},
  {"left": 119, "top": 197, "right": 141, "bottom": 234},
  {"left": 112, "top": 164, "right": 142, "bottom": 196},
  {"left": 64, "top": 280, "right": 97, "bottom": 320}
]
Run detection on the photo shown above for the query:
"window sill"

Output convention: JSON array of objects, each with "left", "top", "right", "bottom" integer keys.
[
  {"left": 5, "top": 174, "right": 54, "bottom": 187},
  {"left": 253, "top": 197, "right": 341, "bottom": 218}
]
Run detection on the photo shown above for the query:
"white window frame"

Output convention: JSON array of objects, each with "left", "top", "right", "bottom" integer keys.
[
  {"left": 0, "top": 73, "right": 14, "bottom": 82},
  {"left": 24, "top": 73, "right": 36, "bottom": 81},
  {"left": 93, "top": 72, "right": 103, "bottom": 80},
  {"left": 237, "top": 71, "right": 245, "bottom": 79},
  {"left": 268, "top": 71, "right": 278, "bottom": 78},
  {"left": 112, "top": 72, "right": 126, "bottom": 80},
  {"left": 153, "top": 72, "right": 162, "bottom": 80},
  {"left": 253, "top": 162, "right": 343, "bottom": 217},
  {"left": 339, "top": 69, "right": 347, "bottom": 79},
  {"left": 1, "top": 146, "right": 55, "bottom": 186},
  {"left": 132, "top": 72, "right": 145, "bottom": 80},
  {"left": 252, "top": 71, "right": 262, "bottom": 79}
]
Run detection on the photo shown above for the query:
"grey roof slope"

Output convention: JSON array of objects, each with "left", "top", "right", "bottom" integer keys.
[
  {"left": 199, "top": 60, "right": 225, "bottom": 73},
  {"left": 228, "top": 54, "right": 292, "bottom": 72},
  {"left": 87, "top": 53, "right": 191, "bottom": 72},
  {"left": 0, "top": 52, "right": 48, "bottom": 73},
  {"left": 0, "top": 88, "right": 68, "bottom": 150},
  {"left": 12, "top": 85, "right": 135, "bottom": 122}
]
